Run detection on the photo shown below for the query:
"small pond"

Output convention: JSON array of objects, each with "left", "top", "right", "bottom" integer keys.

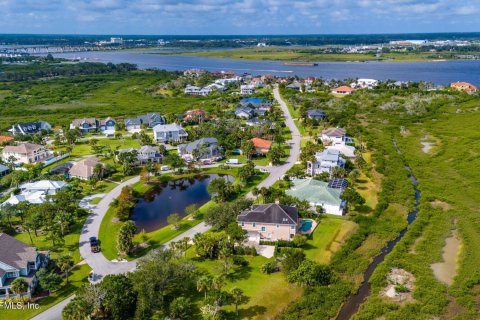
[{"left": 131, "top": 174, "right": 233, "bottom": 233}]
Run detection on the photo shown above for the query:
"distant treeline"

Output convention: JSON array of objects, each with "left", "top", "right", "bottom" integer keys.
[{"left": 0, "top": 62, "right": 137, "bottom": 81}]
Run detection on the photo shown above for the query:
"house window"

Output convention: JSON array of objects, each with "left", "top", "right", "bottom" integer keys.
[
  {"left": 241, "top": 222, "right": 244, "bottom": 227},
  {"left": 261, "top": 226, "right": 266, "bottom": 232},
  {"left": 276, "top": 224, "right": 279, "bottom": 228},
  {"left": 290, "top": 225, "right": 295, "bottom": 230},
  {"left": 253, "top": 223, "right": 256, "bottom": 228}
]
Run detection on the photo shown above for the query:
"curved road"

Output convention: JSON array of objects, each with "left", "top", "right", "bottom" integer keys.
[{"left": 30, "top": 87, "right": 301, "bottom": 320}]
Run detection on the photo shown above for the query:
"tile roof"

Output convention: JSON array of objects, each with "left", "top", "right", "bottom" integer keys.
[
  {"left": 69, "top": 157, "right": 100, "bottom": 179},
  {"left": 237, "top": 204, "right": 298, "bottom": 225},
  {"left": 333, "top": 85, "right": 355, "bottom": 92},
  {"left": 0, "top": 136, "right": 13, "bottom": 142},
  {"left": 251, "top": 137, "right": 273, "bottom": 149}
]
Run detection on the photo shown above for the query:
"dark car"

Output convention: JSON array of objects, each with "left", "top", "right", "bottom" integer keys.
[{"left": 89, "top": 236, "right": 100, "bottom": 253}]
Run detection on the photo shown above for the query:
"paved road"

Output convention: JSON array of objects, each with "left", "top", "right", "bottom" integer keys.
[
  {"left": 30, "top": 87, "right": 300, "bottom": 319},
  {"left": 246, "top": 87, "right": 302, "bottom": 198}
]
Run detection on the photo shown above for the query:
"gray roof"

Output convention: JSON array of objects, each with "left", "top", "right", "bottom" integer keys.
[
  {"left": 286, "top": 179, "right": 343, "bottom": 206},
  {"left": 125, "top": 112, "right": 165, "bottom": 128},
  {"left": 0, "top": 164, "right": 9, "bottom": 173},
  {"left": 237, "top": 204, "right": 298, "bottom": 225},
  {"left": 178, "top": 138, "right": 219, "bottom": 156},
  {"left": 0, "top": 233, "right": 37, "bottom": 275},
  {"left": 11, "top": 121, "right": 50, "bottom": 134},
  {"left": 234, "top": 107, "right": 254, "bottom": 117},
  {"left": 153, "top": 123, "right": 186, "bottom": 133},
  {"left": 314, "top": 149, "right": 341, "bottom": 162},
  {"left": 246, "top": 117, "right": 273, "bottom": 126},
  {"left": 307, "top": 109, "right": 326, "bottom": 118}
]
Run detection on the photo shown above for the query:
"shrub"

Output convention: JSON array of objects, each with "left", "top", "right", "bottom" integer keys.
[
  {"left": 232, "top": 255, "right": 249, "bottom": 266},
  {"left": 261, "top": 261, "right": 279, "bottom": 274}
]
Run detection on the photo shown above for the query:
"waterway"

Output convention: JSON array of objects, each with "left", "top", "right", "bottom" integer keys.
[
  {"left": 336, "top": 138, "right": 420, "bottom": 320},
  {"left": 46, "top": 50, "right": 480, "bottom": 86}
]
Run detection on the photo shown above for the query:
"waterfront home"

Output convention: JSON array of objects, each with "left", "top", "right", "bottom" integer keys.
[
  {"left": 153, "top": 123, "right": 188, "bottom": 143},
  {"left": 320, "top": 127, "right": 348, "bottom": 145},
  {"left": 9, "top": 121, "right": 52, "bottom": 135},
  {"left": 183, "top": 109, "right": 206, "bottom": 123},
  {"left": 215, "top": 77, "right": 242, "bottom": 86},
  {"left": 286, "top": 179, "right": 346, "bottom": 215},
  {"left": 178, "top": 138, "right": 221, "bottom": 162},
  {"left": 117, "top": 146, "right": 163, "bottom": 165},
  {"left": 69, "top": 157, "right": 101, "bottom": 180},
  {"left": 2, "top": 143, "right": 50, "bottom": 165},
  {"left": 326, "top": 144, "right": 356, "bottom": 159},
  {"left": 450, "top": 81, "right": 477, "bottom": 93},
  {"left": 237, "top": 204, "right": 299, "bottom": 241},
  {"left": 306, "top": 109, "right": 326, "bottom": 121},
  {"left": 332, "top": 85, "right": 355, "bottom": 95},
  {"left": 240, "top": 84, "right": 255, "bottom": 95},
  {"left": 70, "top": 117, "right": 116, "bottom": 133},
  {"left": 352, "top": 78, "right": 378, "bottom": 89},
  {"left": 307, "top": 149, "right": 345, "bottom": 176},
  {"left": 2, "top": 180, "right": 67, "bottom": 206},
  {"left": 0, "top": 233, "right": 49, "bottom": 299},
  {"left": 251, "top": 137, "right": 273, "bottom": 154},
  {"left": 124, "top": 113, "right": 166, "bottom": 132}
]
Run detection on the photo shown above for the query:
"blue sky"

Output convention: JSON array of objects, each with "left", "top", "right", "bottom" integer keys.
[{"left": 0, "top": 0, "right": 479, "bottom": 35}]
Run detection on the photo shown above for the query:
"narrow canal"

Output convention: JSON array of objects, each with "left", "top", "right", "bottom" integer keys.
[{"left": 336, "top": 138, "right": 421, "bottom": 320}]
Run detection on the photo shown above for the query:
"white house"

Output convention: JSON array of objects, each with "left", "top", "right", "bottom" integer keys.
[
  {"left": 352, "top": 79, "right": 378, "bottom": 89},
  {"left": 307, "top": 149, "right": 345, "bottom": 176},
  {"left": 2, "top": 180, "right": 67, "bottom": 206},
  {"left": 153, "top": 123, "right": 188, "bottom": 143},
  {"left": 240, "top": 84, "right": 255, "bottom": 95},
  {"left": 320, "top": 127, "right": 349, "bottom": 146}
]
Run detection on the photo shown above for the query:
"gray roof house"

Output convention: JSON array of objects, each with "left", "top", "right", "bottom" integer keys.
[
  {"left": 177, "top": 138, "right": 221, "bottom": 162},
  {"left": 153, "top": 123, "right": 188, "bottom": 143},
  {"left": 307, "top": 149, "right": 345, "bottom": 176},
  {"left": 124, "top": 113, "right": 166, "bottom": 132},
  {"left": 237, "top": 204, "right": 299, "bottom": 241},
  {"left": 306, "top": 109, "right": 326, "bottom": 120},
  {"left": 245, "top": 117, "right": 273, "bottom": 127},
  {"left": 117, "top": 146, "right": 163, "bottom": 165},
  {"left": 70, "top": 117, "right": 116, "bottom": 133},
  {"left": 0, "top": 233, "right": 49, "bottom": 299},
  {"left": 234, "top": 107, "right": 255, "bottom": 119},
  {"left": 9, "top": 121, "right": 52, "bottom": 135},
  {"left": 0, "top": 164, "right": 9, "bottom": 177}
]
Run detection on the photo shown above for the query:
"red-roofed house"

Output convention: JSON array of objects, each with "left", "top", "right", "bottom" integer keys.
[
  {"left": 251, "top": 138, "right": 273, "bottom": 154},
  {"left": 450, "top": 82, "right": 477, "bottom": 93},
  {"left": 184, "top": 109, "right": 206, "bottom": 123},
  {"left": 332, "top": 86, "right": 355, "bottom": 95}
]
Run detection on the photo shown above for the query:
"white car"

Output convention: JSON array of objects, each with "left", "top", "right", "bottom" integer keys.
[{"left": 160, "top": 165, "right": 170, "bottom": 171}]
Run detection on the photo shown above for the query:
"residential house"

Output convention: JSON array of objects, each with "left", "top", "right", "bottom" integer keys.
[
  {"left": 0, "top": 233, "right": 49, "bottom": 299},
  {"left": 2, "top": 143, "right": 50, "bottom": 164},
  {"left": 332, "top": 86, "right": 355, "bottom": 95},
  {"left": 0, "top": 136, "right": 13, "bottom": 145},
  {"left": 250, "top": 78, "right": 265, "bottom": 88},
  {"left": 245, "top": 117, "right": 273, "bottom": 127},
  {"left": 286, "top": 81, "right": 302, "bottom": 91},
  {"left": 70, "top": 117, "right": 116, "bottom": 133},
  {"left": 2, "top": 180, "right": 67, "bottom": 206},
  {"left": 177, "top": 138, "right": 221, "bottom": 162},
  {"left": 153, "top": 123, "right": 188, "bottom": 143},
  {"left": 450, "top": 81, "right": 477, "bottom": 93},
  {"left": 286, "top": 179, "right": 346, "bottom": 215},
  {"left": 306, "top": 109, "right": 326, "bottom": 121},
  {"left": 307, "top": 149, "right": 345, "bottom": 176},
  {"left": 352, "top": 79, "right": 378, "bottom": 89},
  {"left": 9, "top": 121, "right": 52, "bottom": 135},
  {"left": 239, "top": 97, "right": 271, "bottom": 109},
  {"left": 240, "top": 84, "right": 255, "bottom": 95},
  {"left": 184, "top": 109, "right": 206, "bottom": 123},
  {"left": 117, "top": 146, "right": 163, "bottom": 165},
  {"left": 237, "top": 204, "right": 299, "bottom": 241},
  {"left": 184, "top": 85, "right": 202, "bottom": 95},
  {"left": 304, "top": 77, "right": 316, "bottom": 86},
  {"left": 0, "top": 165, "right": 9, "bottom": 177},
  {"left": 251, "top": 137, "right": 273, "bottom": 154},
  {"left": 215, "top": 77, "right": 241, "bottom": 86},
  {"left": 326, "top": 144, "right": 356, "bottom": 159},
  {"left": 124, "top": 113, "right": 166, "bottom": 132},
  {"left": 234, "top": 107, "right": 254, "bottom": 119},
  {"left": 320, "top": 127, "right": 348, "bottom": 145},
  {"left": 68, "top": 157, "right": 101, "bottom": 180}
]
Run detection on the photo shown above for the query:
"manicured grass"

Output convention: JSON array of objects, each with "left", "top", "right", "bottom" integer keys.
[
  {"left": 190, "top": 253, "right": 303, "bottom": 319},
  {"left": 304, "top": 217, "right": 358, "bottom": 264},
  {"left": 90, "top": 197, "right": 102, "bottom": 205},
  {"left": 0, "top": 263, "right": 91, "bottom": 320}
]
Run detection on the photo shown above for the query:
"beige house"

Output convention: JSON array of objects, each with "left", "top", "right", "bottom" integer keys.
[
  {"left": 2, "top": 143, "right": 50, "bottom": 164},
  {"left": 69, "top": 157, "right": 101, "bottom": 180},
  {"left": 237, "top": 204, "right": 298, "bottom": 241}
]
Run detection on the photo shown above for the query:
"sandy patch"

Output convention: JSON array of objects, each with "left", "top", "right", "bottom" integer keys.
[
  {"left": 380, "top": 268, "right": 415, "bottom": 303},
  {"left": 400, "top": 126, "right": 411, "bottom": 137},
  {"left": 421, "top": 141, "right": 434, "bottom": 153},
  {"left": 430, "top": 200, "right": 452, "bottom": 211},
  {"left": 431, "top": 231, "right": 461, "bottom": 286},
  {"left": 410, "top": 236, "right": 424, "bottom": 254}
]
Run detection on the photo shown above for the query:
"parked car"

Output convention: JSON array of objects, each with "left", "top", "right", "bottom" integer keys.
[
  {"left": 226, "top": 159, "right": 239, "bottom": 165},
  {"left": 89, "top": 236, "right": 99, "bottom": 253},
  {"left": 160, "top": 165, "right": 170, "bottom": 171}
]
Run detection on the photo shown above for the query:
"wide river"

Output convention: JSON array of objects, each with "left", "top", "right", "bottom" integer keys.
[{"left": 49, "top": 50, "right": 480, "bottom": 85}]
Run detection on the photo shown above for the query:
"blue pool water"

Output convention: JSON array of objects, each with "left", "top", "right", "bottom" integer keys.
[{"left": 300, "top": 220, "right": 313, "bottom": 232}]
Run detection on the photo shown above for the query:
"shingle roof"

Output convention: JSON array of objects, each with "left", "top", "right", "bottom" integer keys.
[
  {"left": 307, "top": 109, "right": 326, "bottom": 117},
  {"left": 237, "top": 204, "right": 298, "bottom": 225},
  {"left": 178, "top": 138, "right": 218, "bottom": 155},
  {"left": 0, "top": 233, "right": 37, "bottom": 274},
  {"left": 286, "top": 179, "right": 343, "bottom": 206},
  {"left": 153, "top": 123, "right": 185, "bottom": 132},
  {"left": 322, "top": 127, "right": 346, "bottom": 137},
  {"left": 3, "top": 143, "right": 44, "bottom": 154},
  {"left": 69, "top": 157, "right": 100, "bottom": 179}
]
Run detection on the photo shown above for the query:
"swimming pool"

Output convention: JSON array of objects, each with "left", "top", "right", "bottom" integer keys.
[{"left": 299, "top": 219, "right": 313, "bottom": 232}]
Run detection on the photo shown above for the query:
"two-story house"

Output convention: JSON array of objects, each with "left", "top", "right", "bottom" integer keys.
[
  {"left": 2, "top": 143, "right": 50, "bottom": 164},
  {"left": 237, "top": 204, "right": 299, "bottom": 241},
  {"left": 153, "top": 123, "right": 188, "bottom": 143},
  {"left": 307, "top": 149, "right": 345, "bottom": 176},
  {"left": 177, "top": 138, "right": 221, "bottom": 162},
  {"left": 70, "top": 117, "right": 116, "bottom": 133},
  {"left": 320, "top": 127, "right": 349, "bottom": 146},
  {"left": 9, "top": 121, "right": 52, "bottom": 135},
  {"left": 124, "top": 113, "right": 166, "bottom": 132},
  {"left": 117, "top": 146, "right": 163, "bottom": 165},
  {"left": 0, "top": 233, "right": 49, "bottom": 299}
]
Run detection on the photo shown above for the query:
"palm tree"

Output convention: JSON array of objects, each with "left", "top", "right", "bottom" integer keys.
[
  {"left": 197, "top": 275, "right": 212, "bottom": 301},
  {"left": 230, "top": 287, "right": 246, "bottom": 317},
  {"left": 57, "top": 255, "right": 74, "bottom": 284}
]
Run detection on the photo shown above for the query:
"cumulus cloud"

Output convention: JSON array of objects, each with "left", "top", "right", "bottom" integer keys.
[{"left": 0, "top": 0, "right": 478, "bottom": 34}]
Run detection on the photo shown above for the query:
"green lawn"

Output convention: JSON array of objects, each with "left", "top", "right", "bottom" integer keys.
[
  {"left": 90, "top": 197, "right": 102, "bottom": 205},
  {"left": 304, "top": 217, "right": 358, "bottom": 264},
  {"left": 0, "top": 263, "right": 91, "bottom": 320}
]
